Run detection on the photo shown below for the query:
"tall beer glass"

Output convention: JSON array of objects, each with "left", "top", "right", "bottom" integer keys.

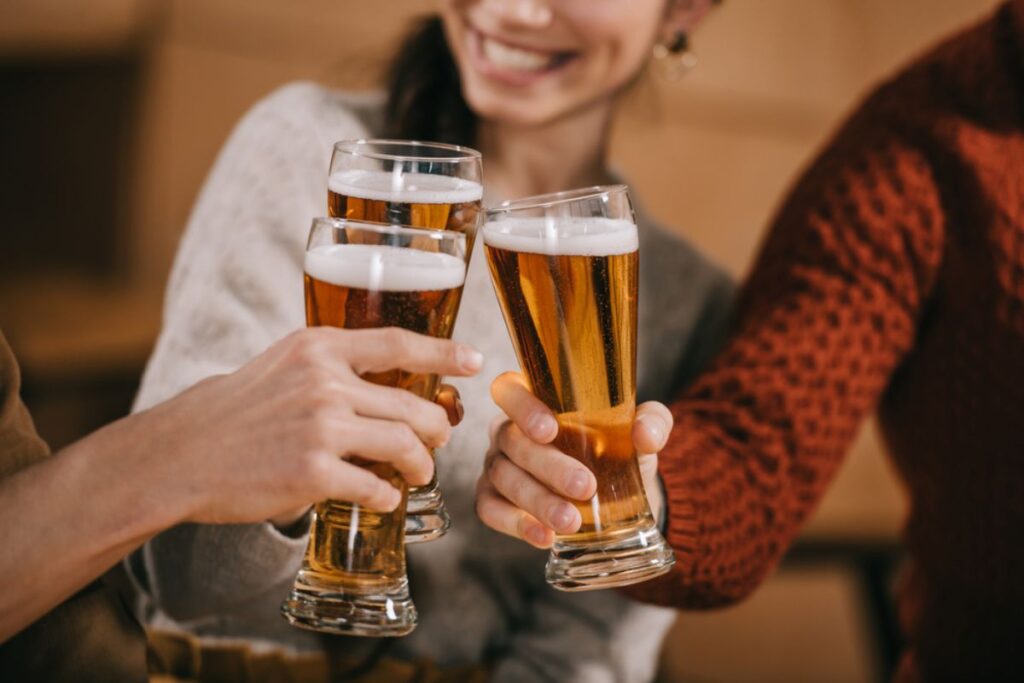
[
  {"left": 329, "top": 139, "right": 483, "bottom": 543},
  {"left": 483, "top": 186, "right": 675, "bottom": 591},
  {"left": 281, "top": 218, "right": 467, "bottom": 636}
]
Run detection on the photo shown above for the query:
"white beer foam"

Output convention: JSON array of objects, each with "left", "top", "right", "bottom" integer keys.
[
  {"left": 328, "top": 169, "right": 483, "bottom": 204},
  {"left": 482, "top": 217, "right": 638, "bottom": 256},
  {"left": 305, "top": 244, "right": 466, "bottom": 292}
]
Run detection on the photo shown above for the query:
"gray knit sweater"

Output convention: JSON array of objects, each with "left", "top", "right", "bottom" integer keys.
[{"left": 127, "top": 83, "right": 734, "bottom": 683}]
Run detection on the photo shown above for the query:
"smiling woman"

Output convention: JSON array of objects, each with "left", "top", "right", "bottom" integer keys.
[
  {"left": 441, "top": 0, "right": 681, "bottom": 123},
  {"left": 126, "top": 1, "right": 733, "bottom": 681}
]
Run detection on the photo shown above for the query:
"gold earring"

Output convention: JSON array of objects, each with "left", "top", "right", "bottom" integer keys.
[{"left": 653, "top": 32, "right": 698, "bottom": 81}]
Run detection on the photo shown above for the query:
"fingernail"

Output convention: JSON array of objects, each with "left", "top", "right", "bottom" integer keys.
[
  {"left": 549, "top": 503, "right": 576, "bottom": 531},
  {"left": 566, "top": 470, "right": 592, "bottom": 499},
  {"left": 457, "top": 345, "right": 484, "bottom": 372},
  {"left": 638, "top": 414, "right": 666, "bottom": 445},
  {"left": 527, "top": 412, "right": 558, "bottom": 440}
]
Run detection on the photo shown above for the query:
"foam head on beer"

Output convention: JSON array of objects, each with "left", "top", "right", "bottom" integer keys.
[
  {"left": 304, "top": 243, "right": 467, "bottom": 292},
  {"left": 482, "top": 216, "right": 638, "bottom": 256},
  {"left": 328, "top": 169, "right": 483, "bottom": 205}
]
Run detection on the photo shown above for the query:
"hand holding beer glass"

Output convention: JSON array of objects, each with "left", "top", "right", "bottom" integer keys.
[
  {"left": 328, "top": 139, "right": 483, "bottom": 542},
  {"left": 281, "top": 218, "right": 471, "bottom": 636},
  {"left": 483, "top": 186, "right": 675, "bottom": 590}
]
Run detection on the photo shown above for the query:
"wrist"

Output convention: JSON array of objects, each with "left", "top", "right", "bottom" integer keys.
[{"left": 64, "top": 410, "right": 194, "bottom": 541}]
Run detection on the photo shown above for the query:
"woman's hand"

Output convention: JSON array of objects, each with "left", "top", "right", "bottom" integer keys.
[
  {"left": 476, "top": 372, "right": 673, "bottom": 548},
  {"left": 96, "top": 327, "right": 482, "bottom": 527}
]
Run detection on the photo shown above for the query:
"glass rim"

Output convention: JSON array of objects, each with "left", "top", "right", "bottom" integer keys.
[
  {"left": 309, "top": 217, "right": 466, "bottom": 245},
  {"left": 488, "top": 185, "right": 629, "bottom": 215},
  {"left": 333, "top": 138, "right": 482, "bottom": 163}
]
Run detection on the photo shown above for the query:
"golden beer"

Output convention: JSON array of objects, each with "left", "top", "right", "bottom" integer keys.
[
  {"left": 282, "top": 221, "right": 466, "bottom": 635},
  {"left": 484, "top": 219, "right": 651, "bottom": 537},
  {"left": 328, "top": 169, "right": 483, "bottom": 245},
  {"left": 328, "top": 140, "right": 484, "bottom": 544},
  {"left": 484, "top": 187, "right": 675, "bottom": 591}
]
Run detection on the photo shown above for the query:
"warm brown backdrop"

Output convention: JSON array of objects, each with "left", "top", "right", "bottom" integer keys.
[{"left": 0, "top": 1, "right": 998, "bottom": 680}]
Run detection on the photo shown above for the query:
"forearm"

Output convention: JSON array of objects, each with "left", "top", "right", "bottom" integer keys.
[
  {"left": 0, "top": 420, "right": 181, "bottom": 641},
  {"left": 627, "top": 110, "right": 945, "bottom": 608}
]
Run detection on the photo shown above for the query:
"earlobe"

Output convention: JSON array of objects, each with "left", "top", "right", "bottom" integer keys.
[
  {"left": 654, "top": 0, "right": 719, "bottom": 81},
  {"left": 652, "top": 31, "right": 698, "bottom": 82}
]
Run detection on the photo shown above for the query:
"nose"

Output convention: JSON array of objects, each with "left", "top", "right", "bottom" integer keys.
[{"left": 483, "top": 0, "right": 553, "bottom": 27}]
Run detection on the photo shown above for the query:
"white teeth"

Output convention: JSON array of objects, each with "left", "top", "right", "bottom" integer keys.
[{"left": 482, "top": 36, "right": 552, "bottom": 72}]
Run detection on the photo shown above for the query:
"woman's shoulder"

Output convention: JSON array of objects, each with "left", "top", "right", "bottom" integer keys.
[
  {"left": 636, "top": 208, "right": 734, "bottom": 293},
  {"left": 237, "top": 81, "right": 383, "bottom": 146}
]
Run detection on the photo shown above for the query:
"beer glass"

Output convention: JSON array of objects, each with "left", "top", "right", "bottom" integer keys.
[
  {"left": 483, "top": 186, "right": 675, "bottom": 591},
  {"left": 328, "top": 139, "right": 483, "bottom": 543},
  {"left": 281, "top": 218, "right": 467, "bottom": 636}
]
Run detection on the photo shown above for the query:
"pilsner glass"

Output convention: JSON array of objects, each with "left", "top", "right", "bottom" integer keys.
[
  {"left": 483, "top": 185, "right": 675, "bottom": 591},
  {"left": 281, "top": 218, "right": 467, "bottom": 636},
  {"left": 328, "top": 139, "right": 483, "bottom": 543}
]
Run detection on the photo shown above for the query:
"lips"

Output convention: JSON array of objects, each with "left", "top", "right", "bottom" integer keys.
[
  {"left": 468, "top": 29, "right": 577, "bottom": 85},
  {"left": 482, "top": 35, "right": 556, "bottom": 71}
]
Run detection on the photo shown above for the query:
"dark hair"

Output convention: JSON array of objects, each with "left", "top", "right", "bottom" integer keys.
[{"left": 383, "top": 16, "right": 477, "bottom": 148}]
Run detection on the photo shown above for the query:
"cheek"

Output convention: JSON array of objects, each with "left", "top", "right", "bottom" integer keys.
[{"left": 575, "top": 11, "right": 663, "bottom": 92}]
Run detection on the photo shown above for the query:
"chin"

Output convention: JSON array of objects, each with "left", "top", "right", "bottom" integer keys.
[{"left": 464, "top": 88, "right": 571, "bottom": 129}]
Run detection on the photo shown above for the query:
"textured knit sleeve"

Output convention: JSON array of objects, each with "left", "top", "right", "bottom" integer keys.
[
  {"left": 126, "top": 83, "right": 367, "bottom": 622},
  {"left": 626, "top": 92, "right": 946, "bottom": 608}
]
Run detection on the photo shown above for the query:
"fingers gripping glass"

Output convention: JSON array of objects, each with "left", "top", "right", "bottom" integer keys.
[
  {"left": 483, "top": 186, "right": 675, "bottom": 590},
  {"left": 328, "top": 139, "right": 483, "bottom": 543},
  {"left": 281, "top": 218, "right": 468, "bottom": 636}
]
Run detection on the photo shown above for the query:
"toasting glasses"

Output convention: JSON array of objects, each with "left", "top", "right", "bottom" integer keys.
[{"left": 327, "top": 139, "right": 483, "bottom": 543}]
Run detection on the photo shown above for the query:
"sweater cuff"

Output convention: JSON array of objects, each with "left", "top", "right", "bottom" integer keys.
[
  {"left": 621, "top": 440, "right": 701, "bottom": 605},
  {"left": 270, "top": 508, "right": 313, "bottom": 539},
  {"left": 217, "top": 520, "right": 311, "bottom": 589}
]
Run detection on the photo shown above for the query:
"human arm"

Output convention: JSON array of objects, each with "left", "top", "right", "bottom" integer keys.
[
  {"left": 476, "top": 101, "right": 945, "bottom": 607},
  {"left": 125, "top": 83, "right": 370, "bottom": 620},
  {"left": 0, "top": 327, "right": 480, "bottom": 641}
]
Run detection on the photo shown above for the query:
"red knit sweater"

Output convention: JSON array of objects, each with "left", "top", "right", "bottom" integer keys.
[{"left": 628, "top": 3, "right": 1024, "bottom": 679}]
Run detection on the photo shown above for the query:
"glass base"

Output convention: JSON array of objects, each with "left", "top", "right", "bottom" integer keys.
[
  {"left": 545, "top": 522, "right": 676, "bottom": 591},
  {"left": 280, "top": 571, "right": 417, "bottom": 637},
  {"left": 404, "top": 475, "right": 451, "bottom": 544}
]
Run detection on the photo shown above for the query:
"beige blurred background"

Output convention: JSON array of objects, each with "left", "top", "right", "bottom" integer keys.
[{"left": 0, "top": 0, "right": 998, "bottom": 680}]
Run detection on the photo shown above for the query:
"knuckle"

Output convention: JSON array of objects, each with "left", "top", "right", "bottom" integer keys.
[
  {"left": 304, "top": 412, "right": 336, "bottom": 450},
  {"left": 382, "top": 327, "right": 412, "bottom": 357},
  {"left": 475, "top": 494, "right": 502, "bottom": 531},
  {"left": 487, "top": 452, "right": 508, "bottom": 480},
  {"left": 392, "top": 423, "right": 420, "bottom": 453},
  {"left": 489, "top": 416, "right": 509, "bottom": 442},
  {"left": 515, "top": 513, "right": 534, "bottom": 540},
  {"left": 292, "top": 329, "right": 323, "bottom": 362},
  {"left": 509, "top": 477, "right": 533, "bottom": 507},
  {"left": 288, "top": 451, "right": 325, "bottom": 489},
  {"left": 497, "top": 423, "right": 524, "bottom": 460},
  {"left": 372, "top": 480, "right": 398, "bottom": 510}
]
